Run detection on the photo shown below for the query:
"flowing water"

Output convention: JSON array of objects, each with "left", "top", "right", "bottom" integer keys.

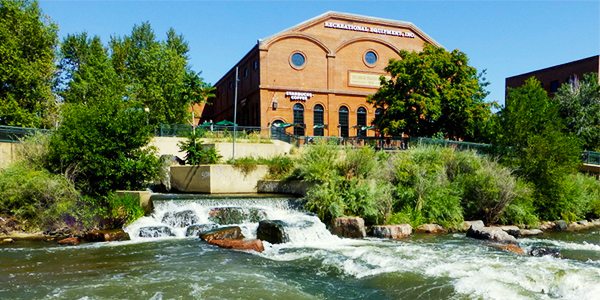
[{"left": 1, "top": 194, "right": 600, "bottom": 300}]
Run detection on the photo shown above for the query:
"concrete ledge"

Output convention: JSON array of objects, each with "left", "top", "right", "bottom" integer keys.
[
  {"left": 257, "top": 180, "right": 311, "bottom": 196},
  {"left": 170, "top": 164, "right": 268, "bottom": 193},
  {"left": 116, "top": 190, "right": 153, "bottom": 215}
]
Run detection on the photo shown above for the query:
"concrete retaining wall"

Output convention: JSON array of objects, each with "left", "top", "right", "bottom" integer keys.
[
  {"left": 0, "top": 142, "right": 21, "bottom": 169},
  {"left": 257, "top": 180, "right": 311, "bottom": 196},
  {"left": 170, "top": 164, "right": 268, "bottom": 193}
]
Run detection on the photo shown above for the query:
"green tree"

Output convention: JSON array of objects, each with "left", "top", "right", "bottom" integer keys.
[
  {"left": 553, "top": 73, "right": 600, "bottom": 151},
  {"left": 497, "top": 77, "right": 582, "bottom": 220},
  {"left": 368, "top": 45, "right": 491, "bottom": 140},
  {"left": 0, "top": 0, "right": 58, "bottom": 127},
  {"left": 109, "top": 22, "right": 206, "bottom": 125}
]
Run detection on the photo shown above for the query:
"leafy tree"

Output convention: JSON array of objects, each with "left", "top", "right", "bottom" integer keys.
[
  {"left": 553, "top": 73, "right": 600, "bottom": 151},
  {"left": 369, "top": 45, "right": 491, "bottom": 140},
  {"left": 496, "top": 78, "right": 582, "bottom": 220},
  {"left": 46, "top": 97, "right": 161, "bottom": 197},
  {"left": 109, "top": 22, "right": 206, "bottom": 125},
  {"left": 56, "top": 33, "right": 123, "bottom": 104},
  {"left": 0, "top": 0, "right": 57, "bottom": 127}
]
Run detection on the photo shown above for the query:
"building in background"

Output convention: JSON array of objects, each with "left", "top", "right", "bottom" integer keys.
[
  {"left": 199, "top": 11, "right": 440, "bottom": 137},
  {"left": 506, "top": 55, "right": 599, "bottom": 97}
]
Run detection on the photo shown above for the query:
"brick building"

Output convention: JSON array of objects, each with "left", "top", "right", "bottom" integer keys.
[
  {"left": 200, "top": 11, "right": 440, "bottom": 137},
  {"left": 506, "top": 55, "right": 599, "bottom": 98}
]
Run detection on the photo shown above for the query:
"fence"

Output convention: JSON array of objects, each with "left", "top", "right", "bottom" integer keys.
[
  {"left": 582, "top": 151, "right": 600, "bottom": 165},
  {"left": 0, "top": 125, "right": 49, "bottom": 143},
  {"left": 155, "top": 124, "right": 263, "bottom": 138}
]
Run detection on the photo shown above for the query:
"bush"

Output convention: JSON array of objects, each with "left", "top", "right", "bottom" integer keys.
[
  {"left": 295, "top": 141, "right": 339, "bottom": 183},
  {"left": 0, "top": 163, "right": 80, "bottom": 231},
  {"left": 106, "top": 193, "right": 145, "bottom": 227},
  {"left": 265, "top": 156, "right": 295, "bottom": 179},
  {"left": 498, "top": 181, "right": 538, "bottom": 227},
  {"left": 179, "top": 131, "right": 222, "bottom": 165}
]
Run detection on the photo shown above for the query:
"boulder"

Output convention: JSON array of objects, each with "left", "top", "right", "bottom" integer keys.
[
  {"left": 208, "top": 207, "right": 267, "bottom": 225},
  {"left": 498, "top": 225, "right": 521, "bottom": 238},
  {"left": 330, "top": 217, "right": 366, "bottom": 238},
  {"left": 493, "top": 243, "right": 525, "bottom": 255},
  {"left": 370, "top": 224, "right": 412, "bottom": 239},
  {"left": 162, "top": 210, "right": 199, "bottom": 228},
  {"left": 138, "top": 226, "right": 175, "bottom": 238},
  {"left": 539, "top": 221, "right": 555, "bottom": 231},
  {"left": 84, "top": 229, "right": 130, "bottom": 242},
  {"left": 58, "top": 237, "right": 80, "bottom": 245},
  {"left": 207, "top": 238, "right": 264, "bottom": 253},
  {"left": 415, "top": 224, "right": 447, "bottom": 234},
  {"left": 466, "top": 225, "right": 518, "bottom": 244},
  {"left": 554, "top": 220, "right": 568, "bottom": 231},
  {"left": 460, "top": 220, "right": 484, "bottom": 232},
  {"left": 257, "top": 220, "right": 289, "bottom": 244},
  {"left": 519, "top": 229, "right": 543, "bottom": 236},
  {"left": 576, "top": 220, "right": 589, "bottom": 226},
  {"left": 529, "top": 246, "right": 562, "bottom": 258},
  {"left": 200, "top": 226, "right": 244, "bottom": 242},
  {"left": 186, "top": 224, "right": 219, "bottom": 237},
  {"left": 2, "top": 238, "right": 14, "bottom": 243}
]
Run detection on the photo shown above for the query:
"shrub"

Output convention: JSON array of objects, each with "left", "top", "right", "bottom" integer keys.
[
  {"left": 265, "top": 156, "right": 295, "bottom": 179},
  {"left": 179, "top": 131, "right": 221, "bottom": 165},
  {"left": 295, "top": 141, "right": 339, "bottom": 183},
  {"left": 498, "top": 181, "right": 539, "bottom": 227},
  {"left": 304, "top": 180, "right": 346, "bottom": 223},
  {"left": 228, "top": 157, "right": 259, "bottom": 174},
  {"left": 17, "top": 131, "right": 51, "bottom": 169},
  {"left": 105, "top": 193, "right": 145, "bottom": 227},
  {"left": 339, "top": 146, "right": 379, "bottom": 179}
]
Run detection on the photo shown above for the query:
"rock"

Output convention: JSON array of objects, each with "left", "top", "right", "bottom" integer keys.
[
  {"left": 186, "top": 224, "right": 219, "bottom": 237},
  {"left": 200, "top": 226, "right": 244, "bottom": 242},
  {"left": 415, "top": 224, "right": 447, "bottom": 234},
  {"left": 370, "top": 224, "right": 412, "bottom": 239},
  {"left": 207, "top": 238, "right": 264, "bottom": 253},
  {"left": 493, "top": 243, "right": 525, "bottom": 255},
  {"left": 554, "top": 220, "right": 568, "bottom": 231},
  {"left": 257, "top": 220, "right": 289, "bottom": 244},
  {"left": 576, "top": 220, "right": 589, "bottom": 226},
  {"left": 466, "top": 225, "right": 518, "bottom": 244},
  {"left": 58, "top": 237, "right": 80, "bottom": 245},
  {"left": 530, "top": 247, "right": 562, "bottom": 258},
  {"left": 208, "top": 207, "right": 267, "bottom": 225},
  {"left": 460, "top": 220, "right": 484, "bottom": 232},
  {"left": 539, "top": 221, "right": 555, "bottom": 231},
  {"left": 519, "top": 229, "right": 543, "bottom": 236},
  {"left": 138, "top": 226, "right": 175, "bottom": 238},
  {"left": 330, "top": 217, "right": 366, "bottom": 238},
  {"left": 84, "top": 229, "right": 130, "bottom": 242},
  {"left": 162, "top": 210, "right": 199, "bottom": 228},
  {"left": 498, "top": 225, "right": 521, "bottom": 238},
  {"left": 2, "top": 238, "right": 14, "bottom": 243}
]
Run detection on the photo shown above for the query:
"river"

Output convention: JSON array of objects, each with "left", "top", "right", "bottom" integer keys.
[{"left": 1, "top": 195, "right": 599, "bottom": 299}]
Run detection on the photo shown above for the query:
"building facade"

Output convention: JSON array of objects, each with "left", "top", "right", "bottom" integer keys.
[
  {"left": 506, "top": 55, "right": 599, "bottom": 97},
  {"left": 201, "top": 12, "right": 440, "bottom": 137}
]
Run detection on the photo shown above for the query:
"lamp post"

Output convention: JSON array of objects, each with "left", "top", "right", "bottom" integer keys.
[
  {"left": 144, "top": 107, "right": 150, "bottom": 127},
  {"left": 233, "top": 67, "right": 239, "bottom": 160}
]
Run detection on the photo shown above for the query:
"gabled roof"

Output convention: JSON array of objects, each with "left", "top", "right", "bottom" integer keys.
[{"left": 259, "top": 11, "right": 442, "bottom": 48}]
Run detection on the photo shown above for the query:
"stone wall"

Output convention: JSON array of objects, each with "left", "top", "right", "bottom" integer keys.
[{"left": 170, "top": 164, "right": 269, "bottom": 193}]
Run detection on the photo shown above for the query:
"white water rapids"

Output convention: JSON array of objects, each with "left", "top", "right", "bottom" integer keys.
[{"left": 123, "top": 196, "right": 600, "bottom": 300}]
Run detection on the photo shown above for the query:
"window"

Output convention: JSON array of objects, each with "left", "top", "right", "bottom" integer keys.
[
  {"left": 293, "top": 103, "right": 305, "bottom": 136},
  {"left": 357, "top": 107, "right": 367, "bottom": 136},
  {"left": 253, "top": 60, "right": 259, "bottom": 70},
  {"left": 290, "top": 52, "right": 306, "bottom": 69},
  {"left": 314, "top": 104, "right": 324, "bottom": 136},
  {"left": 339, "top": 106, "right": 349, "bottom": 138},
  {"left": 364, "top": 50, "right": 378, "bottom": 67},
  {"left": 550, "top": 80, "right": 560, "bottom": 93},
  {"left": 243, "top": 67, "right": 249, "bottom": 78}
]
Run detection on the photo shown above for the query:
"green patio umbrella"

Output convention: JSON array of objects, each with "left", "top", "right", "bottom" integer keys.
[
  {"left": 273, "top": 122, "right": 293, "bottom": 128},
  {"left": 215, "top": 120, "right": 237, "bottom": 126},
  {"left": 199, "top": 121, "right": 213, "bottom": 128}
]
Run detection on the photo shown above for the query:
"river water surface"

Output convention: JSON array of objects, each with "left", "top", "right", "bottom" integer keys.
[{"left": 1, "top": 195, "right": 600, "bottom": 299}]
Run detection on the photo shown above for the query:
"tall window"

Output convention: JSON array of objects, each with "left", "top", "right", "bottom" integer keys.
[
  {"left": 339, "top": 106, "right": 349, "bottom": 138},
  {"left": 313, "top": 104, "right": 324, "bottom": 136},
  {"left": 357, "top": 107, "right": 367, "bottom": 136},
  {"left": 293, "top": 103, "right": 305, "bottom": 136}
]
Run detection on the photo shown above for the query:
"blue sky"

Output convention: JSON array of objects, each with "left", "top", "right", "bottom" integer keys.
[{"left": 39, "top": 1, "right": 599, "bottom": 106}]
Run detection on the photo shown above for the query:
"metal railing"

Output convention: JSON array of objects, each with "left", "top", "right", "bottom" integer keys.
[
  {"left": 582, "top": 151, "right": 600, "bottom": 165},
  {"left": 0, "top": 125, "right": 49, "bottom": 143},
  {"left": 155, "top": 124, "right": 263, "bottom": 138}
]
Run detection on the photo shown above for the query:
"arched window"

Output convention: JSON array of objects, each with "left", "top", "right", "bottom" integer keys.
[
  {"left": 271, "top": 120, "right": 285, "bottom": 141},
  {"left": 313, "top": 104, "right": 324, "bottom": 136},
  {"left": 339, "top": 106, "right": 349, "bottom": 138},
  {"left": 293, "top": 103, "right": 305, "bottom": 136},
  {"left": 357, "top": 107, "right": 367, "bottom": 136}
]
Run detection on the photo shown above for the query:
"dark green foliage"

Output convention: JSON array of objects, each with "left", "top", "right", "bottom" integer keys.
[
  {"left": 227, "top": 155, "right": 295, "bottom": 179},
  {"left": 46, "top": 97, "right": 162, "bottom": 197},
  {"left": 0, "top": 0, "right": 58, "bottom": 127},
  {"left": 496, "top": 78, "right": 583, "bottom": 220},
  {"left": 368, "top": 45, "right": 492, "bottom": 140},
  {"left": 554, "top": 73, "right": 600, "bottom": 151},
  {"left": 498, "top": 182, "right": 539, "bottom": 227},
  {"left": 178, "top": 131, "right": 221, "bottom": 165},
  {"left": 106, "top": 193, "right": 145, "bottom": 226},
  {"left": 295, "top": 141, "right": 340, "bottom": 183}
]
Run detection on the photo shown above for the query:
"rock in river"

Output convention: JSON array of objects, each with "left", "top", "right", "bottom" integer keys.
[
  {"left": 162, "top": 210, "right": 199, "bottom": 228},
  {"left": 416, "top": 224, "right": 447, "bottom": 234},
  {"left": 207, "top": 238, "right": 264, "bottom": 253},
  {"left": 257, "top": 220, "right": 289, "bottom": 244},
  {"left": 84, "top": 229, "right": 130, "bottom": 242},
  {"left": 330, "top": 217, "right": 366, "bottom": 238},
  {"left": 530, "top": 246, "right": 562, "bottom": 258},
  {"left": 138, "top": 226, "right": 175, "bottom": 238},
  {"left": 58, "top": 237, "right": 80, "bottom": 245},
  {"left": 200, "top": 226, "right": 244, "bottom": 242},
  {"left": 370, "top": 224, "right": 412, "bottom": 239},
  {"left": 208, "top": 207, "right": 267, "bottom": 225},
  {"left": 186, "top": 224, "right": 219, "bottom": 237},
  {"left": 466, "top": 225, "right": 518, "bottom": 244}
]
